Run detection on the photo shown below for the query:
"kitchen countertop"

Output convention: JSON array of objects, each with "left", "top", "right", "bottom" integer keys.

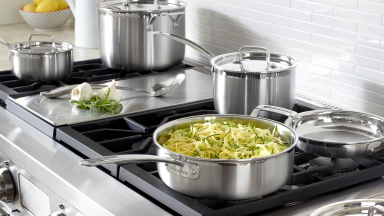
[{"left": 0, "top": 23, "right": 100, "bottom": 71}]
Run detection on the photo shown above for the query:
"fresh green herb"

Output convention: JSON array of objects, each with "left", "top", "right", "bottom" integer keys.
[{"left": 70, "top": 88, "right": 123, "bottom": 114}]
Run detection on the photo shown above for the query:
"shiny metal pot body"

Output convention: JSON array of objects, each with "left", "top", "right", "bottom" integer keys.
[
  {"left": 212, "top": 52, "right": 297, "bottom": 120},
  {"left": 81, "top": 108, "right": 299, "bottom": 200},
  {"left": 7, "top": 34, "right": 73, "bottom": 82},
  {"left": 98, "top": 1, "right": 186, "bottom": 71}
]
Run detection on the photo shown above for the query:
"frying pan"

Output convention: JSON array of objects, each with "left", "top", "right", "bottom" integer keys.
[{"left": 254, "top": 105, "right": 384, "bottom": 158}]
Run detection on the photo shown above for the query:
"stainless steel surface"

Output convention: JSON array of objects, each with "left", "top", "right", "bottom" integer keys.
[
  {"left": 7, "top": 34, "right": 73, "bottom": 82},
  {"left": 154, "top": 114, "right": 297, "bottom": 199},
  {"left": 97, "top": 0, "right": 186, "bottom": 71},
  {"left": 0, "top": 168, "right": 15, "bottom": 202},
  {"left": 291, "top": 109, "right": 384, "bottom": 158},
  {"left": 0, "top": 107, "right": 171, "bottom": 216},
  {"left": 310, "top": 199, "right": 384, "bottom": 216},
  {"left": 40, "top": 73, "right": 186, "bottom": 98},
  {"left": 19, "top": 174, "right": 50, "bottom": 216},
  {"left": 11, "top": 69, "right": 213, "bottom": 126}
]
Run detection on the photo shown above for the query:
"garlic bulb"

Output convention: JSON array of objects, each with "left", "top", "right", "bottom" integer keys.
[
  {"left": 96, "top": 80, "right": 122, "bottom": 102},
  {"left": 71, "top": 82, "right": 93, "bottom": 101}
]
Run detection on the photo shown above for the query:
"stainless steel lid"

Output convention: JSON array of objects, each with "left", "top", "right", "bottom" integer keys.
[
  {"left": 10, "top": 34, "right": 73, "bottom": 55},
  {"left": 97, "top": 0, "right": 186, "bottom": 14},
  {"left": 311, "top": 199, "right": 384, "bottom": 216},
  {"left": 211, "top": 46, "right": 298, "bottom": 74}
]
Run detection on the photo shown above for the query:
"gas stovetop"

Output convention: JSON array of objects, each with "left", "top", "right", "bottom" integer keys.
[{"left": 1, "top": 59, "right": 384, "bottom": 216}]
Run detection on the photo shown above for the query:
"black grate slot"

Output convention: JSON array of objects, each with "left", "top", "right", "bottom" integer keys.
[
  {"left": 2, "top": 80, "right": 30, "bottom": 88},
  {"left": 0, "top": 74, "right": 18, "bottom": 82},
  {"left": 72, "top": 118, "right": 136, "bottom": 133},
  {"left": 99, "top": 135, "right": 144, "bottom": 153},
  {"left": 72, "top": 63, "right": 108, "bottom": 72},
  {"left": 159, "top": 110, "right": 218, "bottom": 126},
  {"left": 137, "top": 162, "right": 157, "bottom": 173},
  {"left": 83, "top": 129, "right": 140, "bottom": 142}
]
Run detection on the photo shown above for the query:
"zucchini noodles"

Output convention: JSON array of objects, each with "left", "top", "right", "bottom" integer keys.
[{"left": 158, "top": 119, "right": 289, "bottom": 160}]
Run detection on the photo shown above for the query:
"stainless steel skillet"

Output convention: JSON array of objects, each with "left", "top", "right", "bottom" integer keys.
[{"left": 255, "top": 105, "right": 384, "bottom": 158}]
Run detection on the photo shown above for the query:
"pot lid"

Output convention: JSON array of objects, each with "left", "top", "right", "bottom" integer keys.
[
  {"left": 97, "top": 0, "right": 186, "bottom": 14},
  {"left": 211, "top": 46, "right": 297, "bottom": 73},
  {"left": 10, "top": 34, "right": 73, "bottom": 55}
]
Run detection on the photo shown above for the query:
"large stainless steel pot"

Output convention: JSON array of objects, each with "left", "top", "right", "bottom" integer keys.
[
  {"left": 256, "top": 105, "right": 384, "bottom": 158},
  {"left": 153, "top": 32, "right": 298, "bottom": 119},
  {"left": 81, "top": 107, "right": 299, "bottom": 200},
  {"left": 0, "top": 34, "right": 73, "bottom": 82},
  {"left": 97, "top": 0, "right": 186, "bottom": 71}
]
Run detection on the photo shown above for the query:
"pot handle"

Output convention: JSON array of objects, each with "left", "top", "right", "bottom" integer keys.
[
  {"left": 0, "top": 37, "right": 12, "bottom": 49},
  {"left": 80, "top": 154, "right": 184, "bottom": 167},
  {"left": 28, "top": 34, "right": 55, "bottom": 48},
  {"left": 153, "top": 31, "right": 216, "bottom": 60},
  {"left": 250, "top": 105, "right": 297, "bottom": 127}
]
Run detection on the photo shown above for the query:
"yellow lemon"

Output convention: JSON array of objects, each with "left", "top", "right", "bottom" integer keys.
[
  {"left": 23, "top": 4, "right": 37, "bottom": 12},
  {"left": 57, "top": 0, "right": 68, "bottom": 10},
  {"left": 33, "top": 0, "right": 43, "bottom": 5},
  {"left": 36, "top": 0, "right": 58, "bottom": 12}
]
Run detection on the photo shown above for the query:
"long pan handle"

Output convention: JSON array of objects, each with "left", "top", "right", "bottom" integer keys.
[
  {"left": 153, "top": 31, "right": 216, "bottom": 61},
  {"left": 251, "top": 105, "right": 298, "bottom": 127},
  {"left": 80, "top": 155, "right": 183, "bottom": 167}
]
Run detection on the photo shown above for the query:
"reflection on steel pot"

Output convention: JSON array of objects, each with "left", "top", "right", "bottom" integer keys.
[
  {"left": 80, "top": 107, "right": 299, "bottom": 200},
  {"left": 97, "top": 0, "right": 187, "bottom": 71},
  {"left": 0, "top": 34, "right": 73, "bottom": 82},
  {"left": 255, "top": 105, "right": 384, "bottom": 158},
  {"left": 153, "top": 32, "right": 298, "bottom": 119}
]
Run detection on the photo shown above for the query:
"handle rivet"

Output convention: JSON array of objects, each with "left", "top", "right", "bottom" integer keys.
[
  {"left": 4, "top": 162, "right": 9, "bottom": 166},
  {"left": 59, "top": 204, "right": 65, "bottom": 209},
  {"left": 165, "top": 163, "right": 168, "bottom": 166},
  {"left": 190, "top": 169, "right": 196, "bottom": 175}
]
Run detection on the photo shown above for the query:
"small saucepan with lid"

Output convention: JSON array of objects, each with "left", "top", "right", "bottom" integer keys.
[{"left": 0, "top": 34, "right": 73, "bottom": 82}]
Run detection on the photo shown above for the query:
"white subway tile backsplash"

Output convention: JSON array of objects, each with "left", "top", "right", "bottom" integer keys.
[
  {"left": 356, "top": 45, "right": 384, "bottom": 61},
  {"left": 311, "top": 75, "right": 355, "bottom": 94},
  {"left": 254, "top": 0, "right": 291, "bottom": 7},
  {"left": 313, "top": 0, "right": 358, "bottom": 9},
  {"left": 311, "top": 55, "right": 356, "bottom": 73},
  {"left": 358, "top": 23, "right": 384, "bottom": 37},
  {"left": 291, "top": 0, "right": 334, "bottom": 15},
  {"left": 333, "top": 29, "right": 381, "bottom": 48},
  {"left": 312, "top": 34, "right": 356, "bottom": 52},
  {"left": 271, "top": 5, "right": 312, "bottom": 22},
  {"left": 291, "top": 39, "right": 333, "bottom": 57},
  {"left": 354, "top": 88, "right": 384, "bottom": 106},
  {"left": 271, "top": 25, "right": 311, "bottom": 42},
  {"left": 220, "top": 3, "right": 253, "bottom": 18},
  {"left": 334, "top": 7, "right": 382, "bottom": 25},
  {"left": 253, "top": 11, "right": 290, "bottom": 27},
  {"left": 358, "top": 1, "right": 384, "bottom": 15},
  {"left": 183, "top": 0, "right": 384, "bottom": 116},
  {"left": 312, "top": 14, "right": 358, "bottom": 32},
  {"left": 356, "top": 66, "right": 384, "bottom": 82},
  {"left": 331, "top": 70, "right": 379, "bottom": 92},
  {"left": 298, "top": 61, "right": 332, "bottom": 77},
  {"left": 296, "top": 80, "right": 331, "bottom": 98},
  {"left": 332, "top": 50, "right": 380, "bottom": 70},
  {"left": 291, "top": 20, "right": 333, "bottom": 36}
]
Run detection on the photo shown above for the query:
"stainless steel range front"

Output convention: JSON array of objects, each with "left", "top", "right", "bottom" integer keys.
[{"left": 0, "top": 58, "right": 384, "bottom": 216}]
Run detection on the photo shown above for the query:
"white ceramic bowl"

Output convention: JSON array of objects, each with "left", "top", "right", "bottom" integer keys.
[{"left": 18, "top": 6, "right": 71, "bottom": 30}]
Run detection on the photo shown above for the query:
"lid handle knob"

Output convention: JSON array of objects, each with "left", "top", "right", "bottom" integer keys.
[
  {"left": 239, "top": 46, "right": 270, "bottom": 71},
  {"left": 27, "top": 34, "right": 55, "bottom": 48}
]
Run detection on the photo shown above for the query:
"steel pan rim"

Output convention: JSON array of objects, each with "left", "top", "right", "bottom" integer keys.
[
  {"left": 292, "top": 109, "right": 384, "bottom": 146},
  {"left": 152, "top": 114, "right": 298, "bottom": 164}
]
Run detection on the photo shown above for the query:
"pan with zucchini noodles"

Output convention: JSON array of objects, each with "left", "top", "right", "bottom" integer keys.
[{"left": 158, "top": 120, "right": 289, "bottom": 160}]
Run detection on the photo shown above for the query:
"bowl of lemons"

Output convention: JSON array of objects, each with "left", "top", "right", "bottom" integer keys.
[{"left": 19, "top": 0, "right": 71, "bottom": 30}]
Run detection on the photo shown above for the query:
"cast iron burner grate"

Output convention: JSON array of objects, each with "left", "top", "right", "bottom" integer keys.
[
  {"left": 0, "top": 58, "right": 196, "bottom": 101},
  {"left": 55, "top": 100, "right": 384, "bottom": 216}
]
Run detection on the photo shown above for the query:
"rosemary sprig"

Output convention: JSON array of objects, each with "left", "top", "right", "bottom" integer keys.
[{"left": 70, "top": 88, "right": 123, "bottom": 114}]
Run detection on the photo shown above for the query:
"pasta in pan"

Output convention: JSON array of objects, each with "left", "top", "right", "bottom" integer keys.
[{"left": 158, "top": 119, "right": 289, "bottom": 160}]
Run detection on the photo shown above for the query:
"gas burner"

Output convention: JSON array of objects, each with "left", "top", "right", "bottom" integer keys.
[{"left": 309, "top": 157, "right": 359, "bottom": 173}]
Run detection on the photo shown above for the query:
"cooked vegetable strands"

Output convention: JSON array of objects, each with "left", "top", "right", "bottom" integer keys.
[{"left": 159, "top": 120, "right": 288, "bottom": 160}]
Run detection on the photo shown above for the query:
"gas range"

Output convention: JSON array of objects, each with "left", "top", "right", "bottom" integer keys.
[{"left": 0, "top": 59, "right": 384, "bottom": 216}]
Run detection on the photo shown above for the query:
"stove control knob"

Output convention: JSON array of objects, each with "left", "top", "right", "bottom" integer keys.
[{"left": 0, "top": 167, "right": 15, "bottom": 202}]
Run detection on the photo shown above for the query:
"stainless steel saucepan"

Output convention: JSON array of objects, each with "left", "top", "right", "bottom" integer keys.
[
  {"left": 255, "top": 105, "right": 384, "bottom": 158},
  {"left": 153, "top": 32, "right": 298, "bottom": 119},
  {"left": 80, "top": 107, "right": 299, "bottom": 200},
  {"left": 0, "top": 34, "right": 73, "bottom": 82}
]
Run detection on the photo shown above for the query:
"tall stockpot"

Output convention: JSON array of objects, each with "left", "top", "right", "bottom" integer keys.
[
  {"left": 81, "top": 107, "right": 299, "bottom": 200},
  {"left": 97, "top": 0, "right": 187, "bottom": 71}
]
